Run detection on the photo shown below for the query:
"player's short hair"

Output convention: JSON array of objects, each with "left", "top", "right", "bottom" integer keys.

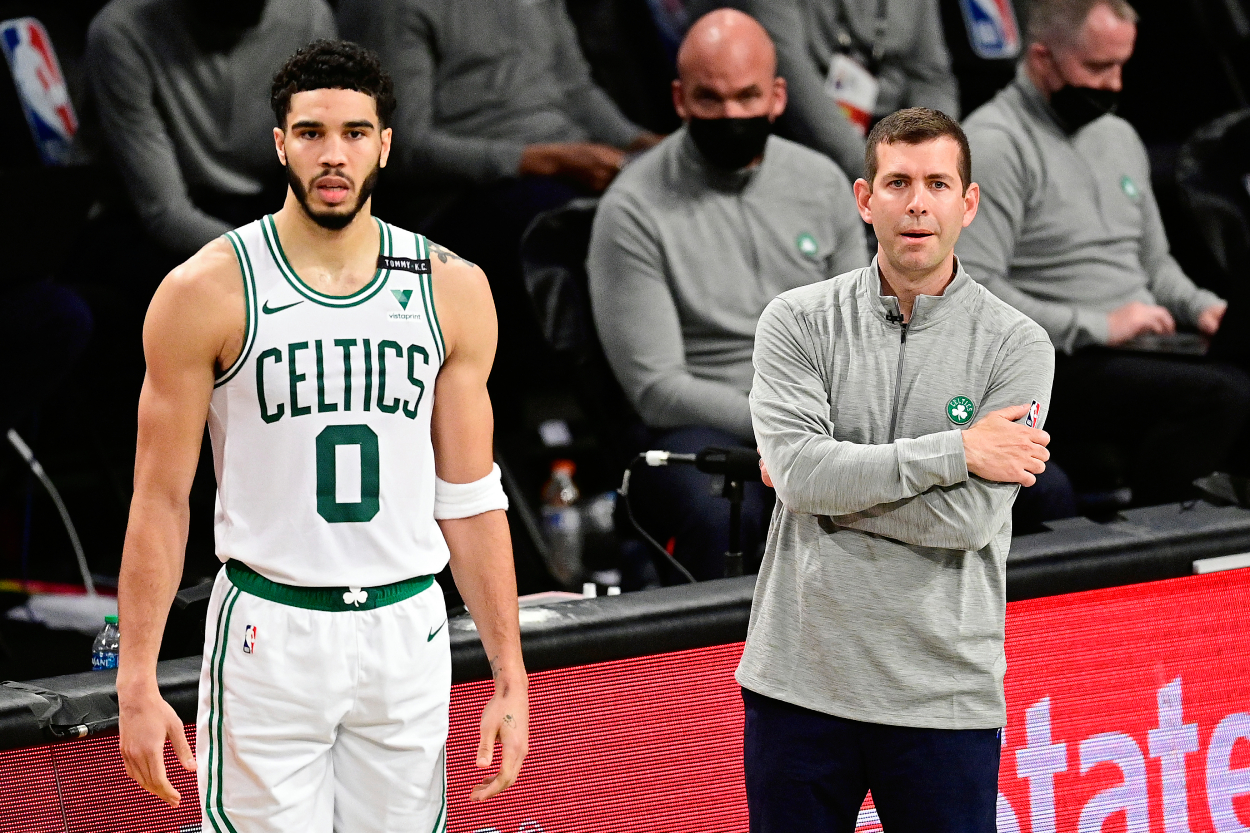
[
  {"left": 271, "top": 40, "right": 396, "bottom": 129},
  {"left": 1026, "top": 0, "right": 1138, "bottom": 48},
  {"left": 864, "top": 108, "right": 972, "bottom": 193}
]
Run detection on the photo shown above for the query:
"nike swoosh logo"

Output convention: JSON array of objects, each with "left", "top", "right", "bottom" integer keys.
[
  {"left": 427, "top": 619, "right": 447, "bottom": 641},
  {"left": 262, "top": 300, "right": 303, "bottom": 314}
]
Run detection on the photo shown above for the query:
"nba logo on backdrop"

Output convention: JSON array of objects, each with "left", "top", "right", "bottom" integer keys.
[
  {"left": 0, "top": 17, "right": 78, "bottom": 165},
  {"left": 243, "top": 625, "right": 257, "bottom": 655},
  {"left": 958, "top": 0, "right": 1021, "bottom": 60}
]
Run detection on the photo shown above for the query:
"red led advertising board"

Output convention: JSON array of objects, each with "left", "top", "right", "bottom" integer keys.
[{"left": 0, "top": 569, "right": 1247, "bottom": 832}]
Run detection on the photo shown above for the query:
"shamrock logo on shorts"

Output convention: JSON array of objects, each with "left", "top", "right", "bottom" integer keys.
[
  {"left": 947, "top": 396, "right": 975, "bottom": 426},
  {"left": 343, "top": 587, "right": 368, "bottom": 607}
]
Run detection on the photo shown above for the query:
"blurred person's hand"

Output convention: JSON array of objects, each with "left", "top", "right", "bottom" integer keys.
[
  {"left": 519, "top": 142, "right": 625, "bottom": 192},
  {"left": 962, "top": 404, "right": 1050, "bottom": 487},
  {"left": 1106, "top": 301, "right": 1175, "bottom": 345},
  {"left": 1198, "top": 302, "right": 1227, "bottom": 336},
  {"left": 757, "top": 446, "right": 773, "bottom": 487},
  {"left": 627, "top": 132, "right": 665, "bottom": 152}
]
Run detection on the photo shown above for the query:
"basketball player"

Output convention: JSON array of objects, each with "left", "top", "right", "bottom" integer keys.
[{"left": 115, "top": 40, "right": 528, "bottom": 832}]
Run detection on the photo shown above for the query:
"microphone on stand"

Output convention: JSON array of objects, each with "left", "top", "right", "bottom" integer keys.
[
  {"left": 625, "top": 447, "right": 762, "bottom": 579},
  {"left": 641, "top": 447, "right": 761, "bottom": 481}
]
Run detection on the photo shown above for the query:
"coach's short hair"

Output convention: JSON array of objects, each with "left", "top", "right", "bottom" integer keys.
[
  {"left": 271, "top": 40, "right": 396, "bottom": 129},
  {"left": 1026, "top": 0, "right": 1138, "bottom": 48},
  {"left": 864, "top": 108, "right": 972, "bottom": 193}
]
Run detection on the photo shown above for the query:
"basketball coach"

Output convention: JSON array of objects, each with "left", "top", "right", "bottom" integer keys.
[{"left": 741, "top": 108, "right": 1054, "bottom": 832}]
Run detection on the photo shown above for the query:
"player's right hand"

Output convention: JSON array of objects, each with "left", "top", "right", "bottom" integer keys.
[
  {"left": 119, "top": 686, "right": 195, "bottom": 807},
  {"left": 471, "top": 676, "right": 530, "bottom": 802},
  {"left": 962, "top": 404, "right": 1050, "bottom": 487},
  {"left": 1107, "top": 300, "right": 1175, "bottom": 345}
]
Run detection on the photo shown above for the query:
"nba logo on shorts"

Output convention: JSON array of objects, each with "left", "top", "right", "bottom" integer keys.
[
  {"left": 243, "top": 625, "right": 257, "bottom": 655},
  {"left": 957, "top": 0, "right": 1021, "bottom": 60},
  {"left": 1025, "top": 400, "right": 1042, "bottom": 428},
  {"left": 0, "top": 17, "right": 78, "bottom": 165}
]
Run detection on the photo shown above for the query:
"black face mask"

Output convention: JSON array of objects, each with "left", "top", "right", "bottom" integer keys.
[
  {"left": 1049, "top": 85, "right": 1119, "bottom": 134},
  {"left": 688, "top": 116, "right": 771, "bottom": 171}
]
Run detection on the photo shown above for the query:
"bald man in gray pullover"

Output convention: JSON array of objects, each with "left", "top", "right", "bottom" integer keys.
[
  {"left": 588, "top": 10, "right": 866, "bottom": 580},
  {"left": 959, "top": 0, "right": 1250, "bottom": 503}
]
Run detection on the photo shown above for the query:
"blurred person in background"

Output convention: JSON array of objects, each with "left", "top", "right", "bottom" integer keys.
[
  {"left": 689, "top": 0, "right": 959, "bottom": 180},
  {"left": 86, "top": 0, "right": 336, "bottom": 262},
  {"left": 338, "top": 0, "right": 660, "bottom": 215},
  {"left": 587, "top": 9, "right": 867, "bottom": 581},
  {"left": 959, "top": 0, "right": 1250, "bottom": 505},
  {"left": 339, "top": 0, "right": 662, "bottom": 416}
]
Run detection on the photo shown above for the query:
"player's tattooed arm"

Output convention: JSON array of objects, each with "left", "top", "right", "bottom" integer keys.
[
  {"left": 428, "top": 241, "right": 477, "bottom": 269},
  {"left": 488, "top": 653, "right": 521, "bottom": 690}
]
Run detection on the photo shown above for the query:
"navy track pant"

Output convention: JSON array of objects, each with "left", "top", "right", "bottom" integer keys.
[{"left": 743, "top": 688, "right": 1000, "bottom": 833}]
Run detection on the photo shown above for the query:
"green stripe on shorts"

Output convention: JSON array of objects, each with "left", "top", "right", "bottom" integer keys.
[
  {"left": 204, "top": 585, "right": 241, "bottom": 833},
  {"left": 225, "top": 560, "right": 434, "bottom": 611}
]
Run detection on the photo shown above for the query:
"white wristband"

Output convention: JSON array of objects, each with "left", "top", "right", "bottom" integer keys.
[{"left": 433, "top": 463, "right": 509, "bottom": 520}]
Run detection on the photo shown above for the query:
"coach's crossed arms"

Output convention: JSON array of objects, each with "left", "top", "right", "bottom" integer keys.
[{"left": 758, "top": 403, "right": 1049, "bottom": 489}]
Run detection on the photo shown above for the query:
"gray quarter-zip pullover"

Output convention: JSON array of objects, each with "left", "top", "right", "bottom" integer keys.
[
  {"left": 588, "top": 128, "right": 867, "bottom": 441},
  {"left": 739, "top": 259, "right": 1053, "bottom": 728},
  {"left": 958, "top": 66, "right": 1223, "bottom": 354}
]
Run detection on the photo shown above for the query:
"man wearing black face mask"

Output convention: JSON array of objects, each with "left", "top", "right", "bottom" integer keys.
[
  {"left": 958, "top": 0, "right": 1250, "bottom": 506},
  {"left": 587, "top": 9, "right": 867, "bottom": 582}
]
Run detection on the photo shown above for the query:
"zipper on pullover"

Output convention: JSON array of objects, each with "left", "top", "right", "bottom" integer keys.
[
  {"left": 887, "top": 318, "right": 908, "bottom": 442},
  {"left": 735, "top": 194, "right": 761, "bottom": 275}
]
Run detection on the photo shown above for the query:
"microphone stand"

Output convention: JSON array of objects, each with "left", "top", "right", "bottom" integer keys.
[
  {"left": 722, "top": 475, "right": 745, "bottom": 578},
  {"left": 624, "top": 446, "right": 761, "bottom": 581}
]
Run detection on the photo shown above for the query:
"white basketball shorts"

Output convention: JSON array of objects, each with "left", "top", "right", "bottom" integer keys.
[{"left": 196, "top": 560, "right": 451, "bottom": 833}]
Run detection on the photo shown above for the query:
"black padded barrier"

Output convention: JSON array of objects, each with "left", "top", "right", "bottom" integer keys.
[{"left": 1, "top": 498, "right": 1249, "bottom": 751}]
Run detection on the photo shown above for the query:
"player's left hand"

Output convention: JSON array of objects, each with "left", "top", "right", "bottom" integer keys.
[
  {"left": 1198, "top": 302, "right": 1227, "bottom": 336},
  {"left": 471, "top": 676, "right": 529, "bottom": 801}
]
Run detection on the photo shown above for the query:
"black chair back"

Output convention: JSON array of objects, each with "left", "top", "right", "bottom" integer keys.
[
  {"left": 519, "top": 198, "right": 647, "bottom": 467},
  {"left": 1177, "top": 108, "right": 1250, "bottom": 282}
]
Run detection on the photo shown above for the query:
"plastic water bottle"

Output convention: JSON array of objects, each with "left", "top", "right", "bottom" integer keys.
[
  {"left": 91, "top": 615, "right": 120, "bottom": 671},
  {"left": 582, "top": 490, "right": 623, "bottom": 589},
  {"left": 541, "top": 460, "right": 582, "bottom": 586}
]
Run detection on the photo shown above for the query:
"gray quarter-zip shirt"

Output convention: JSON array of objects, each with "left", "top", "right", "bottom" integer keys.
[
  {"left": 588, "top": 128, "right": 867, "bottom": 441},
  {"left": 739, "top": 259, "right": 1053, "bottom": 728},
  {"left": 958, "top": 66, "right": 1223, "bottom": 354}
]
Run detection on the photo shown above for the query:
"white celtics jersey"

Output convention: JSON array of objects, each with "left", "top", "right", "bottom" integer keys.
[{"left": 208, "top": 215, "right": 448, "bottom": 587}]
